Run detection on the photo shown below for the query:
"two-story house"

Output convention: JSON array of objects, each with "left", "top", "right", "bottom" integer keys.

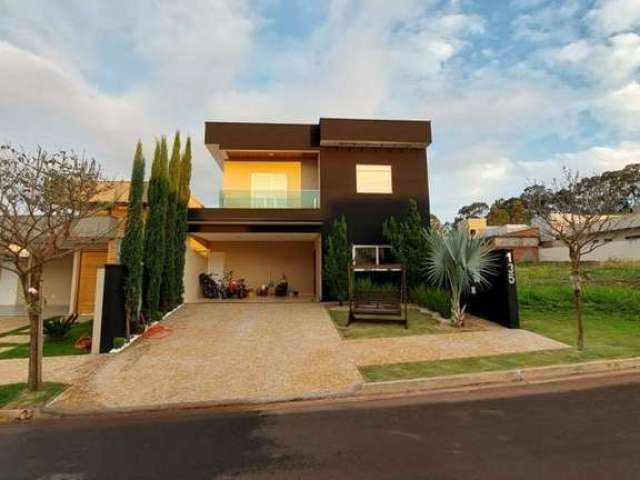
[{"left": 183, "top": 118, "right": 432, "bottom": 301}]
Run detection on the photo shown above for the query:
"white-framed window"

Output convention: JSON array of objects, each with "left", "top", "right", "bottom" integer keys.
[
  {"left": 356, "top": 164, "right": 392, "bottom": 194},
  {"left": 352, "top": 245, "right": 393, "bottom": 266}
]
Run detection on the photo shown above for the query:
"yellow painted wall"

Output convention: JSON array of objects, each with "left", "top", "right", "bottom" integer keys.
[
  {"left": 183, "top": 237, "right": 209, "bottom": 302},
  {"left": 223, "top": 161, "right": 302, "bottom": 191}
]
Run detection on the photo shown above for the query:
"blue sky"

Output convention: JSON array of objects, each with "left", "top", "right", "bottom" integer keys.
[{"left": 1, "top": 0, "right": 639, "bottom": 220}]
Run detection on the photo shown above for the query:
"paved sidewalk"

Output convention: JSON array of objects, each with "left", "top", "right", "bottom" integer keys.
[
  {"left": 0, "top": 355, "right": 98, "bottom": 385},
  {"left": 51, "top": 303, "right": 363, "bottom": 411},
  {"left": 0, "top": 316, "right": 28, "bottom": 335},
  {"left": 345, "top": 329, "right": 569, "bottom": 366}
]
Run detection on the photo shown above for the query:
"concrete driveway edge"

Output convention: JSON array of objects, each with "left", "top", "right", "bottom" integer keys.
[
  {"left": 359, "top": 357, "right": 640, "bottom": 396},
  {"left": 40, "top": 383, "right": 365, "bottom": 418},
  {"left": 32, "top": 357, "right": 640, "bottom": 419}
]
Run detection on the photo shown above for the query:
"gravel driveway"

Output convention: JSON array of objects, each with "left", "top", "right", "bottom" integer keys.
[{"left": 51, "top": 303, "right": 363, "bottom": 411}]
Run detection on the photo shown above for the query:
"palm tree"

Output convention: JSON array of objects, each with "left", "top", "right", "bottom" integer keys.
[{"left": 423, "top": 225, "right": 496, "bottom": 327}]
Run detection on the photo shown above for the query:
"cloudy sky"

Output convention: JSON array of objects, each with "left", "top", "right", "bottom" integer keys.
[{"left": 1, "top": 0, "right": 639, "bottom": 221}]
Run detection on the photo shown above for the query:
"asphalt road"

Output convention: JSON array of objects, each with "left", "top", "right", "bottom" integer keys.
[{"left": 2, "top": 374, "right": 640, "bottom": 480}]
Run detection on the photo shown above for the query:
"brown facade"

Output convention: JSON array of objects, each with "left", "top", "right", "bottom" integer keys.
[
  {"left": 317, "top": 145, "right": 429, "bottom": 243},
  {"left": 195, "top": 118, "right": 432, "bottom": 244}
]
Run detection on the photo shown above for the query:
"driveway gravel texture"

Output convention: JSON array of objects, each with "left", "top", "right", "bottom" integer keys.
[
  {"left": 48, "top": 302, "right": 569, "bottom": 412},
  {"left": 50, "top": 303, "right": 363, "bottom": 411}
]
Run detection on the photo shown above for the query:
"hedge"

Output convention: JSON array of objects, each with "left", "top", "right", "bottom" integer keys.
[{"left": 410, "top": 284, "right": 451, "bottom": 319}]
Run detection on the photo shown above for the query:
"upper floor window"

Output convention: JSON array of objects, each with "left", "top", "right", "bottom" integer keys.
[{"left": 356, "top": 164, "right": 392, "bottom": 194}]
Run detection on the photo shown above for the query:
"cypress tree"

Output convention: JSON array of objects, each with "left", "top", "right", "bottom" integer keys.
[
  {"left": 383, "top": 199, "right": 430, "bottom": 290},
  {"left": 174, "top": 136, "right": 192, "bottom": 304},
  {"left": 323, "top": 216, "right": 350, "bottom": 304},
  {"left": 160, "top": 132, "right": 181, "bottom": 312},
  {"left": 120, "top": 141, "right": 145, "bottom": 337},
  {"left": 143, "top": 137, "right": 169, "bottom": 322}
]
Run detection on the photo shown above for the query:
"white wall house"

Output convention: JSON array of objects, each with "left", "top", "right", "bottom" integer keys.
[{"left": 539, "top": 214, "right": 640, "bottom": 262}]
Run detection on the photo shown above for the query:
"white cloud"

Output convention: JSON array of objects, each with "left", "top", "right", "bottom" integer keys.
[
  {"left": 554, "top": 141, "right": 640, "bottom": 173},
  {"left": 588, "top": 0, "right": 640, "bottom": 35},
  {"left": 546, "top": 33, "right": 640, "bottom": 87},
  {"left": 550, "top": 39, "right": 591, "bottom": 62},
  {"left": 511, "top": 1, "right": 582, "bottom": 44},
  {"left": 429, "top": 142, "right": 518, "bottom": 218},
  {"left": 594, "top": 81, "right": 640, "bottom": 134},
  {"left": 1, "top": 0, "right": 638, "bottom": 220},
  {"left": 0, "top": 41, "right": 149, "bottom": 169}
]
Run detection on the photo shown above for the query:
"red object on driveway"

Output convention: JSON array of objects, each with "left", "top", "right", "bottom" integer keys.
[{"left": 142, "top": 324, "right": 172, "bottom": 340}]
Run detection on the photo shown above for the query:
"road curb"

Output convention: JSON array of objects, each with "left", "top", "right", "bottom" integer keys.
[
  {"left": 0, "top": 408, "right": 34, "bottom": 423},
  {"left": 358, "top": 357, "right": 640, "bottom": 396},
  {"left": 28, "top": 357, "right": 640, "bottom": 420},
  {"left": 41, "top": 384, "right": 364, "bottom": 418}
]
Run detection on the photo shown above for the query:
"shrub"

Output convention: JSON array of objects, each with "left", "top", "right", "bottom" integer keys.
[
  {"left": 323, "top": 216, "right": 350, "bottom": 303},
  {"left": 410, "top": 285, "right": 451, "bottom": 319},
  {"left": 382, "top": 199, "right": 430, "bottom": 290},
  {"left": 353, "top": 278, "right": 398, "bottom": 295},
  {"left": 43, "top": 314, "right": 78, "bottom": 340},
  {"left": 112, "top": 337, "right": 126, "bottom": 349}
]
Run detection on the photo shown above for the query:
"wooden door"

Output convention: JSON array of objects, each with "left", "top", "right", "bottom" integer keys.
[{"left": 76, "top": 250, "right": 108, "bottom": 315}]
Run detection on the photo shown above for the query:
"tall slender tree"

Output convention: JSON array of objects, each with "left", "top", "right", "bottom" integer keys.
[
  {"left": 174, "top": 137, "right": 192, "bottom": 304},
  {"left": 143, "top": 138, "right": 169, "bottom": 322},
  {"left": 160, "top": 132, "right": 181, "bottom": 312},
  {"left": 120, "top": 141, "right": 146, "bottom": 336},
  {"left": 323, "top": 216, "right": 350, "bottom": 304}
]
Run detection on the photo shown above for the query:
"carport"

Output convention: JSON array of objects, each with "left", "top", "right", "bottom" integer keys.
[{"left": 183, "top": 232, "right": 322, "bottom": 302}]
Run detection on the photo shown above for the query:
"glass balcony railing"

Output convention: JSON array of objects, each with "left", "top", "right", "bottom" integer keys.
[{"left": 219, "top": 190, "right": 320, "bottom": 209}]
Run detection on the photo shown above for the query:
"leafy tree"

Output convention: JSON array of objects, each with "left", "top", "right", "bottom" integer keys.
[
  {"left": 383, "top": 199, "right": 430, "bottom": 289},
  {"left": 160, "top": 132, "right": 181, "bottom": 313},
  {"left": 577, "top": 163, "right": 640, "bottom": 212},
  {"left": 0, "top": 145, "right": 115, "bottom": 390},
  {"left": 486, "top": 199, "right": 510, "bottom": 225},
  {"left": 454, "top": 201, "right": 489, "bottom": 224},
  {"left": 423, "top": 225, "right": 495, "bottom": 328},
  {"left": 143, "top": 138, "right": 169, "bottom": 322},
  {"left": 487, "top": 197, "right": 530, "bottom": 225},
  {"left": 323, "top": 216, "right": 350, "bottom": 304},
  {"left": 120, "top": 141, "right": 146, "bottom": 337},
  {"left": 174, "top": 136, "right": 192, "bottom": 305},
  {"left": 429, "top": 213, "right": 443, "bottom": 233},
  {"left": 509, "top": 198, "right": 529, "bottom": 223},
  {"left": 523, "top": 167, "right": 640, "bottom": 350}
]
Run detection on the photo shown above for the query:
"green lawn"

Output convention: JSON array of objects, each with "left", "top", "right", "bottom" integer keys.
[
  {"left": 361, "top": 262, "right": 640, "bottom": 382},
  {"left": 329, "top": 307, "right": 447, "bottom": 339},
  {"left": 0, "top": 383, "right": 67, "bottom": 409},
  {"left": 0, "top": 321, "right": 92, "bottom": 360}
]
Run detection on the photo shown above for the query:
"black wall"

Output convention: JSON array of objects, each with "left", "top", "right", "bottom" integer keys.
[
  {"left": 465, "top": 249, "right": 520, "bottom": 329},
  {"left": 319, "top": 147, "right": 430, "bottom": 244},
  {"left": 98, "top": 264, "right": 127, "bottom": 353}
]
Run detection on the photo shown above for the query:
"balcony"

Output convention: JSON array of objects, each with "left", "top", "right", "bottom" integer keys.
[{"left": 219, "top": 190, "right": 320, "bottom": 209}]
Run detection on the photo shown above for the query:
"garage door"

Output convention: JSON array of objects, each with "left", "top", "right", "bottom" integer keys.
[{"left": 76, "top": 250, "right": 108, "bottom": 315}]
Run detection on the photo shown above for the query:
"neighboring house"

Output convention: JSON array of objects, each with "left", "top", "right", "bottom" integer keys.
[
  {"left": 464, "top": 218, "right": 540, "bottom": 263},
  {"left": 184, "top": 118, "right": 432, "bottom": 301},
  {"left": 537, "top": 213, "right": 640, "bottom": 262},
  {"left": 0, "top": 181, "right": 203, "bottom": 316}
]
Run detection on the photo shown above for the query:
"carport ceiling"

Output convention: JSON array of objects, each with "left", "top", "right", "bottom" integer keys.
[{"left": 191, "top": 232, "right": 320, "bottom": 242}]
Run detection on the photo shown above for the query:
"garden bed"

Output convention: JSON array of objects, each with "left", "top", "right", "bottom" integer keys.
[
  {"left": 360, "top": 262, "right": 640, "bottom": 382},
  {"left": 328, "top": 306, "right": 457, "bottom": 340},
  {"left": 0, "top": 320, "right": 92, "bottom": 360}
]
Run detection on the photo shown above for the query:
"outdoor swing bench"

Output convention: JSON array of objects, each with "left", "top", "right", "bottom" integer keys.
[{"left": 347, "top": 263, "right": 408, "bottom": 329}]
